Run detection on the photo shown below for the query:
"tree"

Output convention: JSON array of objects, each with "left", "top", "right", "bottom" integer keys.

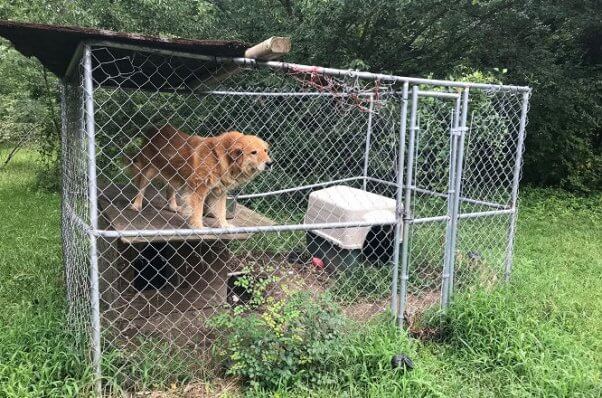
[{"left": 0, "top": 0, "right": 599, "bottom": 190}]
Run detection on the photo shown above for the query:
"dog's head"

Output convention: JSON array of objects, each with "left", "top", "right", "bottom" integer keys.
[{"left": 223, "top": 131, "right": 272, "bottom": 175}]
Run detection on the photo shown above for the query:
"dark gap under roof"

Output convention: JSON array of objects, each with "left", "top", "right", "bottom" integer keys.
[{"left": 0, "top": 20, "right": 250, "bottom": 89}]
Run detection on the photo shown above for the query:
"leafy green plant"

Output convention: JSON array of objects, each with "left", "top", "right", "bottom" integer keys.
[
  {"left": 231, "top": 262, "right": 281, "bottom": 313},
  {"left": 208, "top": 292, "right": 346, "bottom": 389}
]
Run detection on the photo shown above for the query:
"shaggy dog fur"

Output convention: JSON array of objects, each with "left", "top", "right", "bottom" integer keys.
[{"left": 127, "top": 125, "right": 272, "bottom": 228}]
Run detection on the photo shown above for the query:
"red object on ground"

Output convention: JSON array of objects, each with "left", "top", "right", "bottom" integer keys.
[{"left": 311, "top": 256, "right": 325, "bottom": 269}]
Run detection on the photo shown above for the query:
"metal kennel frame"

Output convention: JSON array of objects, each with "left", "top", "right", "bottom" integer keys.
[{"left": 60, "top": 41, "right": 530, "bottom": 393}]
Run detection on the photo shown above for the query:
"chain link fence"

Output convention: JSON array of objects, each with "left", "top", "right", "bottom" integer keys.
[{"left": 60, "top": 43, "right": 529, "bottom": 391}]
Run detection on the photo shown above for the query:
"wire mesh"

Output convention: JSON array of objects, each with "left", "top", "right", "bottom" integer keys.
[
  {"left": 60, "top": 43, "right": 529, "bottom": 388},
  {"left": 403, "top": 93, "right": 456, "bottom": 322},
  {"left": 454, "top": 89, "right": 527, "bottom": 291},
  {"left": 61, "top": 71, "right": 91, "bottom": 352}
]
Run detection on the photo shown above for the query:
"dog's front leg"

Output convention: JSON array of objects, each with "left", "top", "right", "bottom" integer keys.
[
  {"left": 187, "top": 188, "right": 208, "bottom": 229},
  {"left": 213, "top": 192, "right": 232, "bottom": 228},
  {"left": 204, "top": 192, "right": 217, "bottom": 218},
  {"left": 165, "top": 185, "right": 181, "bottom": 213}
]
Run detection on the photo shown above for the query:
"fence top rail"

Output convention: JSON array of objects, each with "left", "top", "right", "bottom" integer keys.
[
  {"left": 416, "top": 90, "right": 461, "bottom": 99},
  {"left": 78, "top": 40, "right": 531, "bottom": 93}
]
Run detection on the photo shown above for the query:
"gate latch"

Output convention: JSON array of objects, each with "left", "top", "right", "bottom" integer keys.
[{"left": 450, "top": 127, "right": 468, "bottom": 136}]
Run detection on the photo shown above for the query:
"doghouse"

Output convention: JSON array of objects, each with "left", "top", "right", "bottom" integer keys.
[
  {"left": 304, "top": 185, "right": 398, "bottom": 268},
  {"left": 0, "top": 20, "right": 530, "bottom": 392}
]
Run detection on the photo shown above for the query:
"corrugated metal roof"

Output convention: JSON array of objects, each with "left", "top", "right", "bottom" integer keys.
[{"left": 0, "top": 20, "right": 250, "bottom": 86}]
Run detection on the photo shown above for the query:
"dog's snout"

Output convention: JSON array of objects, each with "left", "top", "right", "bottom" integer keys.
[{"left": 265, "top": 160, "right": 273, "bottom": 170}]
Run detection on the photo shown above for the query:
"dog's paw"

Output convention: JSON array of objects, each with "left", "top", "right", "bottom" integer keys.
[
  {"left": 130, "top": 202, "right": 142, "bottom": 212},
  {"left": 216, "top": 221, "right": 235, "bottom": 229},
  {"left": 189, "top": 219, "right": 204, "bottom": 229},
  {"left": 178, "top": 200, "right": 192, "bottom": 217},
  {"left": 168, "top": 204, "right": 183, "bottom": 213}
]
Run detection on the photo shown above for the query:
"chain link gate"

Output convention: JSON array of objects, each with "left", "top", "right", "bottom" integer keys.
[
  {"left": 60, "top": 42, "right": 529, "bottom": 392},
  {"left": 396, "top": 88, "right": 462, "bottom": 326}
]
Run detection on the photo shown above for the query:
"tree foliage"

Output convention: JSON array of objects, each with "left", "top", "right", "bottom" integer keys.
[{"left": 0, "top": 0, "right": 599, "bottom": 190}]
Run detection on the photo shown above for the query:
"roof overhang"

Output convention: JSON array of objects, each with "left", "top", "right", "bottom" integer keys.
[{"left": 0, "top": 20, "right": 254, "bottom": 90}]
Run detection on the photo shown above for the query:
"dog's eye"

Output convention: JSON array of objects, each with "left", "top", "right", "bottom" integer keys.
[{"left": 250, "top": 150, "right": 257, "bottom": 155}]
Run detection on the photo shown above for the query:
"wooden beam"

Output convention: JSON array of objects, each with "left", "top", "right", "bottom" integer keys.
[
  {"left": 244, "top": 36, "right": 291, "bottom": 60},
  {"left": 187, "top": 36, "right": 291, "bottom": 89}
]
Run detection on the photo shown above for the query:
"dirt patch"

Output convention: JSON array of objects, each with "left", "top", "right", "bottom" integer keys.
[
  {"left": 109, "top": 249, "right": 444, "bottom": 388},
  {"left": 271, "top": 263, "right": 329, "bottom": 299},
  {"left": 343, "top": 299, "right": 388, "bottom": 322},
  {"left": 405, "top": 290, "right": 440, "bottom": 324},
  {"left": 128, "top": 379, "right": 240, "bottom": 398}
]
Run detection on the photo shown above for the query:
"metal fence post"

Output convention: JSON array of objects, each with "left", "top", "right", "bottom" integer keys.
[
  {"left": 441, "top": 96, "right": 462, "bottom": 308},
  {"left": 397, "top": 85, "right": 418, "bottom": 328},
  {"left": 362, "top": 94, "right": 375, "bottom": 190},
  {"left": 83, "top": 44, "right": 102, "bottom": 397},
  {"left": 390, "top": 82, "right": 409, "bottom": 316},
  {"left": 446, "top": 88, "right": 470, "bottom": 304},
  {"left": 504, "top": 90, "right": 530, "bottom": 281}
]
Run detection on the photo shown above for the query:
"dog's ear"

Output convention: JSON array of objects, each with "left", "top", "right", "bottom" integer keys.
[
  {"left": 230, "top": 145, "right": 244, "bottom": 166},
  {"left": 224, "top": 136, "right": 245, "bottom": 166}
]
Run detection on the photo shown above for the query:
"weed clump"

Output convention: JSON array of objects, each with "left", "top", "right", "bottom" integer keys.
[{"left": 209, "top": 292, "right": 346, "bottom": 389}]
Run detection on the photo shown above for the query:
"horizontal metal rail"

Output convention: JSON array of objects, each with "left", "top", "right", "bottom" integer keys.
[
  {"left": 410, "top": 208, "right": 515, "bottom": 224},
  {"left": 86, "top": 40, "right": 531, "bottom": 93},
  {"left": 236, "top": 176, "right": 398, "bottom": 200},
  {"left": 417, "top": 90, "right": 460, "bottom": 99},
  {"left": 91, "top": 207, "right": 513, "bottom": 238},
  {"left": 236, "top": 177, "right": 507, "bottom": 211},
  {"left": 196, "top": 89, "right": 459, "bottom": 99},
  {"left": 236, "top": 177, "right": 368, "bottom": 199},
  {"left": 410, "top": 215, "right": 449, "bottom": 224},
  {"left": 458, "top": 208, "right": 515, "bottom": 219},
  {"left": 199, "top": 90, "right": 457, "bottom": 99},
  {"left": 197, "top": 90, "right": 376, "bottom": 97},
  {"left": 412, "top": 186, "right": 509, "bottom": 209},
  {"left": 94, "top": 219, "right": 397, "bottom": 238},
  {"left": 364, "top": 176, "right": 399, "bottom": 187}
]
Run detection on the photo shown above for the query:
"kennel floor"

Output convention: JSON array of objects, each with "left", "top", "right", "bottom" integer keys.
[{"left": 98, "top": 183, "right": 274, "bottom": 243}]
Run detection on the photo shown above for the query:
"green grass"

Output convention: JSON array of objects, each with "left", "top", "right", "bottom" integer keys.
[
  {"left": 0, "top": 149, "right": 94, "bottom": 397},
  {"left": 0, "top": 149, "right": 600, "bottom": 397}
]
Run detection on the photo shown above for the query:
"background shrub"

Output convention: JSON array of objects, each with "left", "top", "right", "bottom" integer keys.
[{"left": 0, "top": 0, "right": 599, "bottom": 192}]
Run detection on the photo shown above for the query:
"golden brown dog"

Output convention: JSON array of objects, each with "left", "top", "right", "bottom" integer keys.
[{"left": 127, "top": 125, "right": 272, "bottom": 228}]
